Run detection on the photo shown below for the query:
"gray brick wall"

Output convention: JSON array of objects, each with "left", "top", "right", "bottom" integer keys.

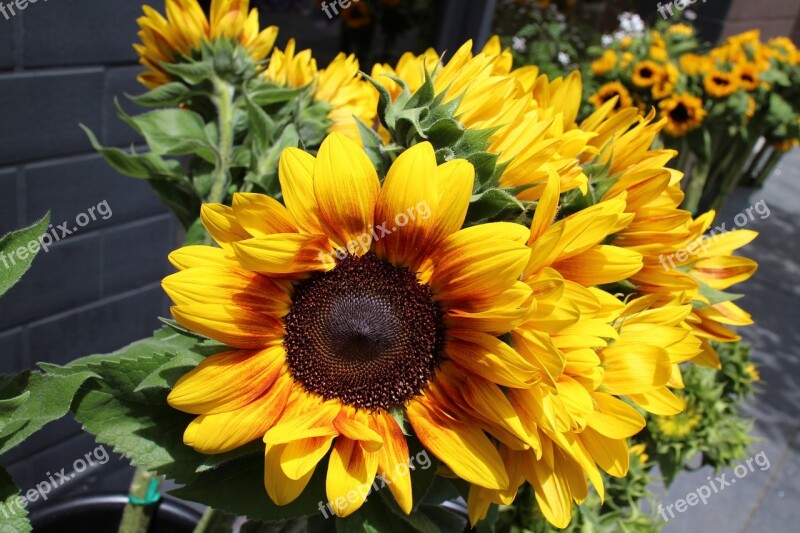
[{"left": 0, "top": 0, "right": 179, "bottom": 504}]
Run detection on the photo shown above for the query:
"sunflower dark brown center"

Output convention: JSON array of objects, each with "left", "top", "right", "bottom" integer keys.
[
  {"left": 670, "top": 103, "right": 690, "bottom": 122},
  {"left": 283, "top": 253, "right": 444, "bottom": 410}
]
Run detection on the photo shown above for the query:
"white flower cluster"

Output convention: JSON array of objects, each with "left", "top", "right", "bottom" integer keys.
[{"left": 601, "top": 11, "right": 646, "bottom": 46}]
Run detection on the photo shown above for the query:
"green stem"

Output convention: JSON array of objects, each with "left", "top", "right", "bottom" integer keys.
[
  {"left": 752, "top": 148, "right": 783, "bottom": 188},
  {"left": 118, "top": 468, "right": 160, "bottom": 533},
  {"left": 710, "top": 130, "right": 764, "bottom": 212},
  {"left": 202, "top": 76, "right": 236, "bottom": 245},
  {"left": 208, "top": 76, "right": 236, "bottom": 206},
  {"left": 193, "top": 508, "right": 237, "bottom": 533}
]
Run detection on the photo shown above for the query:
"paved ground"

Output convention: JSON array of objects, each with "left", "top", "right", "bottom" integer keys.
[{"left": 658, "top": 148, "right": 800, "bottom": 533}]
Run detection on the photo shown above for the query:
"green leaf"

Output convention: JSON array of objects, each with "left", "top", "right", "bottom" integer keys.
[
  {"left": 466, "top": 188, "right": 526, "bottom": 225},
  {"left": 170, "top": 455, "right": 330, "bottom": 522},
  {"left": 82, "top": 126, "right": 186, "bottom": 180},
  {"left": 161, "top": 61, "right": 215, "bottom": 85},
  {"left": 694, "top": 282, "right": 743, "bottom": 308},
  {"left": 0, "top": 214, "right": 50, "bottom": 297},
  {"left": 71, "top": 353, "right": 206, "bottom": 484},
  {"left": 0, "top": 466, "right": 31, "bottom": 533},
  {"left": 116, "top": 103, "right": 212, "bottom": 156},
  {"left": 249, "top": 85, "right": 308, "bottom": 106},
  {"left": 135, "top": 351, "right": 205, "bottom": 392},
  {"left": 0, "top": 369, "right": 98, "bottom": 455},
  {"left": 129, "top": 82, "right": 191, "bottom": 107}
]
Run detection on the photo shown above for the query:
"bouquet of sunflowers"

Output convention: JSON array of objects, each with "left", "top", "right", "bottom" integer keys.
[
  {"left": 0, "top": 1, "right": 762, "bottom": 532},
  {"left": 586, "top": 20, "right": 800, "bottom": 214}
]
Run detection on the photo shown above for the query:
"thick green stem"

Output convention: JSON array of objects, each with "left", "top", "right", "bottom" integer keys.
[
  {"left": 208, "top": 76, "right": 236, "bottom": 206},
  {"left": 194, "top": 508, "right": 237, "bottom": 533},
  {"left": 118, "top": 468, "right": 160, "bottom": 533},
  {"left": 752, "top": 149, "right": 783, "bottom": 188}
]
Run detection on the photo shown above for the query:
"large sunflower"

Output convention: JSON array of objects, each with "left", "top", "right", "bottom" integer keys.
[
  {"left": 163, "top": 133, "right": 538, "bottom": 517},
  {"left": 135, "top": 0, "right": 278, "bottom": 88}
]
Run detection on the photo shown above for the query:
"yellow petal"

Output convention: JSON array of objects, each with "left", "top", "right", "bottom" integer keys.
[
  {"left": 279, "top": 147, "right": 324, "bottom": 235},
  {"left": 313, "top": 133, "right": 380, "bottom": 250},
  {"left": 326, "top": 437, "right": 379, "bottom": 517},
  {"left": 373, "top": 142, "right": 439, "bottom": 268},
  {"left": 231, "top": 192, "right": 297, "bottom": 236},
  {"left": 182, "top": 370, "right": 293, "bottom": 453},
  {"left": 170, "top": 304, "right": 283, "bottom": 349},
  {"left": 168, "top": 346, "right": 286, "bottom": 414},
  {"left": 407, "top": 399, "right": 509, "bottom": 490},
  {"left": 264, "top": 443, "right": 317, "bottom": 505},
  {"left": 586, "top": 392, "right": 646, "bottom": 439},
  {"left": 232, "top": 233, "right": 333, "bottom": 275}
]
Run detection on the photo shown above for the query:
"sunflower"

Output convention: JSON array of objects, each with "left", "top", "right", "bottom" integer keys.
[
  {"left": 465, "top": 175, "right": 692, "bottom": 527},
  {"left": 164, "top": 134, "right": 540, "bottom": 517},
  {"left": 590, "top": 82, "right": 633, "bottom": 112},
  {"left": 654, "top": 407, "right": 702, "bottom": 439},
  {"left": 135, "top": 0, "right": 278, "bottom": 88},
  {"left": 679, "top": 53, "right": 709, "bottom": 76},
  {"left": 733, "top": 63, "right": 760, "bottom": 91},
  {"left": 659, "top": 94, "right": 707, "bottom": 137},
  {"left": 704, "top": 70, "right": 738, "bottom": 98},
  {"left": 631, "top": 60, "right": 664, "bottom": 87},
  {"left": 264, "top": 40, "right": 378, "bottom": 142},
  {"left": 667, "top": 23, "right": 694, "bottom": 37},
  {"left": 591, "top": 49, "right": 617, "bottom": 75}
]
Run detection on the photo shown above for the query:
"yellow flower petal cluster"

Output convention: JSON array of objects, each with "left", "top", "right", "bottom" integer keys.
[
  {"left": 135, "top": 0, "right": 278, "bottom": 88},
  {"left": 264, "top": 39, "right": 378, "bottom": 142}
]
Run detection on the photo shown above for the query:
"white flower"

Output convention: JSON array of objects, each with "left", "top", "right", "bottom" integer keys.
[
  {"left": 618, "top": 11, "right": 645, "bottom": 36},
  {"left": 512, "top": 36, "right": 527, "bottom": 52},
  {"left": 684, "top": 10, "right": 698, "bottom": 21},
  {"left": 557, "top": 51, "right": 570, "bottom": 65},
  {"left": 601, "top": 34, "right": 613, "bottom": 47}
]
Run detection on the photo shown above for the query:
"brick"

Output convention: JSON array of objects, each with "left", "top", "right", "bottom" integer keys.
[
  {"left": 24, "top": 154, "right": 167, "bottom": 231},
  {"left": 0, "top": 9, "right": 13, "bottom": 69},
  {"left": 0, "top": 167, "right": 17, "bottom": 232},
  {"left": 102, "top": 215, "right": 176, "bottom": 297},
  {"left": 103, "top": 66, "right": 150, "bottom": 148},
  {"left": 0, "top": 70, "right": 103, "bottom": 165},
  {"left": 0, "top": 233, "right": 102, "bottom": 330},
  {"left": 26, "top": 284, "right": 165, "bottom": 366},
  {"left": 727, "top": 0, "right": 800, "bottom": 20},
  {"left": 0, "top": 327, "right": 24, "bottom": 373},
  {"left": 1, "top": 417, "right": 83, "bottom": 468},
  {"left": 22, "top": 0, "right": 141, "bottom": 68},
  {"left": 723, "top": 19, "right": 797, "bottom": 40},
  {"left": 5, "top": 430, "right": 127, "bottom": 505}
]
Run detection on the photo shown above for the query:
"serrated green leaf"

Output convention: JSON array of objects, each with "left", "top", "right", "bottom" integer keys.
[
  {"left": 0, "top": 369, "right": 98, "bottom": 455},
  {"left": 0, "top": 214, "right": 50, "bottom": 297},
  {"left": 0, "top": 466, "right": 31, "bottom": 533},
  {"left": 71, "top": 355, "right": 205, "bottom": 484},
  {"left": 134, "top": 350, "right": 205, "bottom": 392},
  {"left": 129, "top": 82, "right": 191, "bottom": 107}
]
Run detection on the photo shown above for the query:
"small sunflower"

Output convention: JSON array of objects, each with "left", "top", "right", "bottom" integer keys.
[
  {"left": 680, "top": 53, "right": 709, "bottom": 76},
  {"left": 733, "top": 63, "right": 760, "bottom": 91},
  {"left": 632, "top": 60, "right": 664, "bottom": 88},
  {"left": 264, "top": 40, "right": 378, "bottom": 142},
  {"left": 590, "top": 82, "right": 633, "bottom": 112},
  {"left": 164, "top": 134, "right": 537, "bottom": 517},
  {"left": 591, "top": 50, "right": 617, "bottom": 75},
  {"left": 667, "top": 23, "right": 694, "bottom": 37},
  {"left": 704, "top": 70, "right": 738, "bottom": 98},
  {"left": 654, "top": 408, "right": 702, "bottom": 439},
  {"left": 659, "top": 94, "right": 707, "bottom": 137},
  {"left": 744, "top": 363, "right": 760, "bottom": 382},
  {"left": 135, "top": 0, "right": 278, "bottom": 88}
]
